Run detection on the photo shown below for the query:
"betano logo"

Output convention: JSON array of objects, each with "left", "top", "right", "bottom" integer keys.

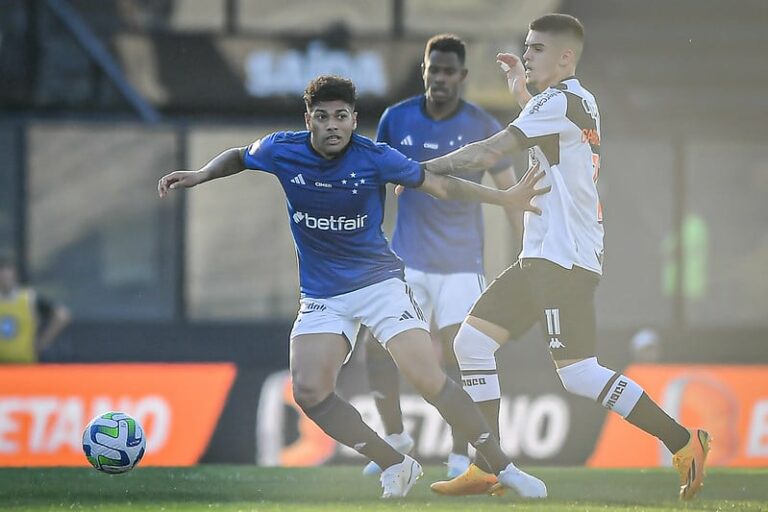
[
  {"left": 0, "top": 395, "right": 171, "bottom": 455},
  {"left": 292, "top": 211, "right": 368, "bottom": 231},
  {"left": 0, "top": 363, "right": 235, "bottom": 466}
]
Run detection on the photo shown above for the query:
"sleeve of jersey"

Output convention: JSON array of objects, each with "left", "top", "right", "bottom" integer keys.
[
  {"left": 377, "top": 144, "right": 425, "bottom": 188},
  {"left": 508, "top": 92, "right": 567, "bottom": 148},
  {"left": 242, "top": 132, "right": 278, "bottom": 174}
]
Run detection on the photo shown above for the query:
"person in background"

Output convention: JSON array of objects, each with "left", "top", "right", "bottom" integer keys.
[
  {"left": 630, "top": 328, "right": 661, "bottom": 363},
  {"left": 361, "top": 33, "right": 522, "bottom": 480},
  {"left": 0, "top": 255, "right": 71, "bottom": 363}
]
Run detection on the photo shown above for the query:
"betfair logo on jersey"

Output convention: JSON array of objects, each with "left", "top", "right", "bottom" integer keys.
[{"left": 292, "top": 211, "right": 368, "bottom": 231}]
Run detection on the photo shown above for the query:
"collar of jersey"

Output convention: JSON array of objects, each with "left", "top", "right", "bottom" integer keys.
[
  {"left": 553, "top": 76, "right": 579, "bottom": 90},
  {"left": 305, "top": 131, "right": 354, "bottom": 163},
  {"left": 420, "top": 95, "right": 466, "bottom": 122}
]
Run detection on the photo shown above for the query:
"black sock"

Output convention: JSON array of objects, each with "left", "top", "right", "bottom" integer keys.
[
  {"left": 425, "top": 378, "right": 509, "bottom": 473},
  {"left": 443, "top": 351, "right": 470, "bottom": 456},
  {"left": 302, "top": 393, "right": 404, "bottom": 469},
  {"left": 625, "top": 392, "right": 691, "bottom": 453},
  {"left": 474, "top": 399, "right": 501, "bottom": 473},
  {"left": 366, "top": 339, "right": 404, "bottom": 435}
]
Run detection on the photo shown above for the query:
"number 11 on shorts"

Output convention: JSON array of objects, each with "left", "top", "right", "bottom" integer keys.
[{"left": 545, "top": 308, "right": 564, "bottom": 350}]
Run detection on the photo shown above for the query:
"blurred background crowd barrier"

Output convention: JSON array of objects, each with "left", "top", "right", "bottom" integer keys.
[{"left": 0, "top": 0, "right": 766, "bottom": 467}]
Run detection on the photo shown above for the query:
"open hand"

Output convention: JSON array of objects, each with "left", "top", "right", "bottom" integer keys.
[
  {"left": 158, "top": 170, "right": 203, "bottom": 198},
  {"left": 503, "top": 162, "right": 550, "bottom": 214}
]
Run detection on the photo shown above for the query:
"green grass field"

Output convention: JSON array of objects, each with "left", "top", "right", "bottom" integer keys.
[{"left": 0, "top": 465, "right": 766, "bottom": 511}]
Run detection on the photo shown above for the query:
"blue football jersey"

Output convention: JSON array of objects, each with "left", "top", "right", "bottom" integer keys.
[
  {"left": 378, "top": 96, "right": 507, "bottom": 274},
  {"left": 243, "top": 131, "right": 424, "bottom": 298}
]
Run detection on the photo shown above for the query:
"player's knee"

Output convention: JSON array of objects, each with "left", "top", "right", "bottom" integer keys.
[
  {"left": 555, "top": 357, "right": 613, "bottom": 400},
  {"left": 291, "top": 375, "right": 333, "bottom": 410},
  {"left": 555, "top": 357, "right": 644, "bottom": 417},
  {"left": 453, "top": 323, "right": 499, "bottom": 370},
  {"left": 292, "top": 384, "right": 328, "bottom": 411},
  {"left": 406, "top": 366, "right": 445, "bottom": 399}
]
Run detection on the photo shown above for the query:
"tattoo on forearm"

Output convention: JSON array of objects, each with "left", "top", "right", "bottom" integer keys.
[
  {"left": 425, "top": 129, "right": 517, "bottom": 176},
  {"left": 426, "top": 143, "right": 494, "bottom": 175},
  {"left": 439, "top": 175, "right": 500, "bottom": 204}
]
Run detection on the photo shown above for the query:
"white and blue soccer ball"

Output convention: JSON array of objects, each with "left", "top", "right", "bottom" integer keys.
[{"left": 82, "top": 411, "right": 146, "bottom": 474}]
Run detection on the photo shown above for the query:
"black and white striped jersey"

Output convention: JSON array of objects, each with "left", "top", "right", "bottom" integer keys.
[{"left": 508, "top": 77, "right": 604, "bottom": 275}]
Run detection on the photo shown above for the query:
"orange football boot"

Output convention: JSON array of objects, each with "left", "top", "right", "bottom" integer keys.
[
  {"left": 430, "top": 463, "right": 502, "bottom": 496},
  {"left": 672, "top": 429, "right": 711, "bottom": 500}
]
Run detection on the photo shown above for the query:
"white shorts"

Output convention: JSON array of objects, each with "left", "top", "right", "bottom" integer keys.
[
  {"left": 290, "top": 278, "right": 430, "bottom": 361},
  {"left": 404, "top": 267, "right": 486, "bottom": 331}
]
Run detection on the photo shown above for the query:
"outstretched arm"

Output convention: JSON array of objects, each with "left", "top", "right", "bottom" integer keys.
[
  {"left": 416, "top": 163, "right": 548, "bottom": 214},
  {"left": 158, "top": 147, "right": 247, "bottom": 198},
  {"left": 422, "top": 127, "right": 522, "bottom": 176}
]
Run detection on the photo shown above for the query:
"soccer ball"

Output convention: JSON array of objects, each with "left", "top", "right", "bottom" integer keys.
[{"left": 82, "top": 411, "right": 146, "bottom": 474}]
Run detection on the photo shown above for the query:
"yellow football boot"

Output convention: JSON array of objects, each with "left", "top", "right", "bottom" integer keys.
[
  {"left": 672, "top": 429, "right": 711, "bottom": 500},
  {"left": 430, "top": 463, "right": 502, "bottom": 496}
]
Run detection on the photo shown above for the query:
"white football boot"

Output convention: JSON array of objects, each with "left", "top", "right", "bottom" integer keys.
[
  {"left": 494, "top": 462, "right": 548, "bottom": 498},
  {"left": 362, "top": 431, "right": 415, "bottom": 476},
  {"left": 380, "top": 455, "right": 423, "bottom": 499}
]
